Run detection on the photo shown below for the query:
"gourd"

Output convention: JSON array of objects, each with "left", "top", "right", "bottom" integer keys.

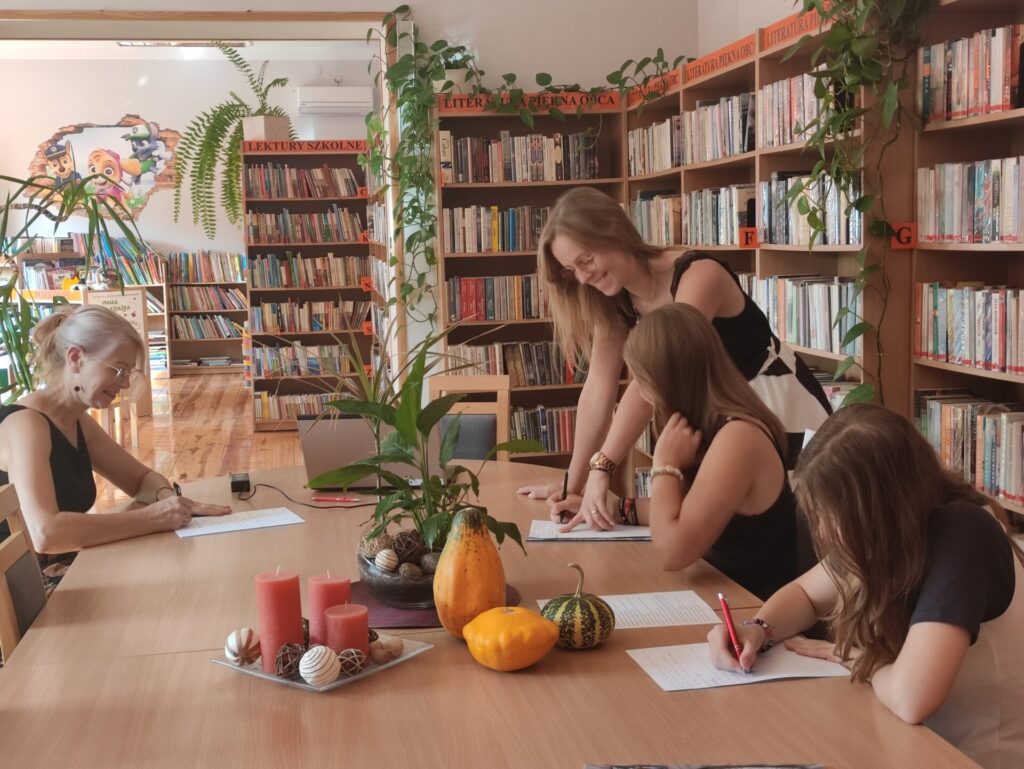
[
  {"left": 432, "top": 507, "right": 506, "bottom": 639},
  {"left": 462, "top": 606, "right": 558, "bottom": 672},
  {"left": 540, "top": 563, "right": 615, "bottom": 649}
]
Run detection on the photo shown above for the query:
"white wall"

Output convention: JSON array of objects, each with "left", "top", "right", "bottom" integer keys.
[{"left": 697, "top": 0, "right": 798, "bottom": 55}]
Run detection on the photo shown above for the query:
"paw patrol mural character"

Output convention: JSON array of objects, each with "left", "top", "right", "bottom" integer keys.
[
  {"left": 87, "top": 148, "right": 127, "bottom": 205},
  {"left": 121, "top": 122, "right": 169, "bottom": 184},
  {"left": 43, "top": 142, "right": 81, "bottom": 188}
]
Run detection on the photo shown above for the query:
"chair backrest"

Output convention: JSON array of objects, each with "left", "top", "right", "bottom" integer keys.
[
  {"left": 0, "top": 485, "right": 46, "bottom": 663},
  {"left": 428, "top": 375, "right": 510, "bottom": 461}
]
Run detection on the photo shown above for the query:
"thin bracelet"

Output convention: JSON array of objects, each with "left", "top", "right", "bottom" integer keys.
[
  {"left": 154, "top": 485, "right": 178, "bottom": 501},
  {"left": 740, "top": 617, "right": 775, "bottom": 652}
]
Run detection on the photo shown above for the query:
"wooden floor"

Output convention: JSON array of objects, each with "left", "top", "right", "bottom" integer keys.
[{"left": 94, "top": 373, "right": 300, "bottom": 505}]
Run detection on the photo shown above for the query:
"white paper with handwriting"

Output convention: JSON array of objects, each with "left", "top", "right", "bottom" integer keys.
[
  {"left": 538, "top": 591, "right": 719, "bottom": 628},
  {"left": 527, "top": 519, "right": 651, "bottom": 541},
  {"left": 175, "top": 507, "right": 305, "bottom": 538}
]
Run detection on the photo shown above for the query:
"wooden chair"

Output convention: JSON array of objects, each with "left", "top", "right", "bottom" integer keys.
[
  {"left": 0, "top": 484, "right": 46, "bottom": 663},
  {"left": 427, "top": 375, "right": 511, "bottom": 461}
]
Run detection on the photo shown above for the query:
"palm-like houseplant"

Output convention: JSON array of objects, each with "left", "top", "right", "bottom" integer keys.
[
  {"left": 1, "top": 173, "right": 147, "bottom": 403},
  {"left": 173, "top": 44, "right": 295, "bottom": 240}
]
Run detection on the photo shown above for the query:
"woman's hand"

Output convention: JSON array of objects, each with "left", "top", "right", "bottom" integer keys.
[
  {"left": 148, "top": 496, "right": 231, "bottom": 531},
  {"left": 707, "top": 621, "right": 765, "bottom": 673},
  {"left": 784, "top": 636, "right": 847, "bottom": 666},
  {"left": 653, "top": 413, "right": 702, "bottom": 470},
  {"left": 516, "top": 482, "right": 561, "bottom": 500},
  {"left": 547, "top": 492, "right": 582, "bottom": 523},
  {"left": 559, "top": 472, "right": 616, "bottom": 532}
]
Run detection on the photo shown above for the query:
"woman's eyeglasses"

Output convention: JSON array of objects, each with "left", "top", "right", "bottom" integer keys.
[{"left": 560, "top": 252, "right": 596, "bottom": 279}]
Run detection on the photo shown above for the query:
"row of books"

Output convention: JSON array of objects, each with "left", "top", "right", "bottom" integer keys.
[
  {"left": 244, "top": 163, "right": 362, "bottom": 199},
  {"left": 371, "top": 258, "right": 390, "bottom": 301},
  {"left": 626, "top": 115, "right": 683, "bottom": 176},
  {"left": 445, "top": 275, "right": 548, "bottom": 323},
  {"left": 680, "top": 93, "right": 755, "bottom": 165},
  {"left": 438, "top": 130, "right": 601, "bottom": 184},
  {"left": 251, "top": 344, "right": 350, "bottom": 379},
  {"left": 916, "top": 25, "right": 1024, "bottom": 125},
  {"left": 245, "top": 207, "right": 365, "bottom": 245},
  {"left": 249, "top": 300, "right": 371, "bottom": 334},
  {"left": 21, "top": 256, "right": 85, "bottom": 290},
  {"left": 12, "top": 235, "right": 82, "bottom": 254},
  {"left": 683, "top": 184, "right": 755, "bottom": 246},
  {"left": 441, "top": 205, "right": 550, "bottom": 254},
  {"left": 169, "top": 285, "right": 247, "bottom": 312},
  {"left": 756, "top": 71, "right": 819, "bottom": 149},
  {"left": 97, "top": 234, "right": 164, "bottom": 285},
  {"left": 367, "top": 201, "right": 388, "bottom": 247},
  {"left": 916, "top": 156, "right": 1023, "bottom": 244},
  {"left": 448, "top": 341, "right": 587, "bottom": 388},
  {"left": 172, "top": 356, "right": 239, "bottom": 368},
  {"left": 738, "top": 273, "right": 864, "bottom": 357},
  {"left": 253, "top": 392, "right": 335, "bottom": 422},
  {"left": 510, "top": 405, "right": 577, "bottom": 454},
  {"left": 915, "top": 389, "right": 1024, "bottom": 502},
  {"left": 167, "top": 252, "right": 247, "bottom": 284},
  {"left": 915, "top": 282, "right": 1024, "bottom": 374},
  {"left": 760, "top": 173, "right": 862, "bottom": 246},
  {"left": 249, "top": 253, "right": 370, "bottom": 289},
  {"left": 630, "top": 192, "right": 682, "bottom": 247},
  {"left": 370, "top": 302, "right": 389, "bottom": 340},
  {"left": 170, "top": 314, "right": 242, "bottom": 340}
]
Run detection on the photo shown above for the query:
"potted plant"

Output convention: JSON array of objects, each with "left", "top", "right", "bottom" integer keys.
[
  {"left": 1, "top": 173, "right": 147, "bottom": 402},
  {"left": 173, "top": 43, "right": 295, "bottom": 240},
  {"left": 308, "top": 327, "right": 541, "bottom": 609}
]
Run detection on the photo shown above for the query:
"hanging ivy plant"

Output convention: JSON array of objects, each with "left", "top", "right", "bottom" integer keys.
[{"left": 786, "top": 0, "right": 936, "bottom": 404}]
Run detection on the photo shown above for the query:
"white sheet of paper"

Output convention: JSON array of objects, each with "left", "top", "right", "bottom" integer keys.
[
  {"left": 627, "top": 642, "right": 849, "bottom": 692},
  {"left": 175, "top": 507, "right": 305, "bottom": 538},
  {"left": 538, "top": 590, "right": 719, "bottom": 628},
  {"left": 527, "top": 519, "right": 651, "bottom": 541}
]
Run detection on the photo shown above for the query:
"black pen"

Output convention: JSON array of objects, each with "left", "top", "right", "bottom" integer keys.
[
  {"left": 172, "top": 482, "right": 182, "bottom": 497},
  {"left": 559, "top": 471, "right": 569, "bottom": 524}
]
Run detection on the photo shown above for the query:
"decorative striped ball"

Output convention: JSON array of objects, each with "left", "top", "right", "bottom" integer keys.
[
  {"left": 338, "top": 648, "right": 368, "bottom": 677},
  {"left": 224, "top": 627, "right": 261, "bottom": 666},
  {"left": 299, "top": 645, "right": 341, "bottom": 687},
  {"left": 374, "top": 548, "right": 399, "bottom": 572}
]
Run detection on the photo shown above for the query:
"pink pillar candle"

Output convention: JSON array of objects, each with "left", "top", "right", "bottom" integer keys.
[
  {"left": 255, "top": 570, "right": 304, "bottom": 674},
  {"left": 307, "top": 573, "right": 351, "bottom": 646},
  {"left": 324, "top": 603, "right": 369, "bottom": 655}
]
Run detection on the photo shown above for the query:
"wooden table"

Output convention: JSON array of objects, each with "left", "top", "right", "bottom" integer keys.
[{"left": 0, "top": 463, "right": 980, "bottom": 768}]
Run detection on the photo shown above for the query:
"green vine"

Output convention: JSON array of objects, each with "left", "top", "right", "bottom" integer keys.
[
  {"left": 787, "top": 0, "right": 936, "bottom": 405},
  {"left": 173, "top": 44, "right": 295, "bottom": 240},
  {"left": 363, "top": 5, "right": 685, "bottom": 322}
]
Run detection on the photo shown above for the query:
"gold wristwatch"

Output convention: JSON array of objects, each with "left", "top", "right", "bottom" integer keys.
[{"left": 588, "top": 450, "right": 617, "bottom": 473}]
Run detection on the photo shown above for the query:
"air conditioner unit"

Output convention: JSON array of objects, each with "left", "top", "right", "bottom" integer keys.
[{"left": 296, "top": 86, "right": 373, "bottom": 115}]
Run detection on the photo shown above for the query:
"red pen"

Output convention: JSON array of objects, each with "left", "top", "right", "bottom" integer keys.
[
  {"left": 311, "top": 494, "right": 361, "bottom": 503},
  {"left": 718, "top": 592, "right": 744, "bottom": 660}
]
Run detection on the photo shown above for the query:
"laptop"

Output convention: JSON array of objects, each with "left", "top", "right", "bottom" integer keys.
[{"left": 298, "top": 414, "right": 443, "bottom": 490}]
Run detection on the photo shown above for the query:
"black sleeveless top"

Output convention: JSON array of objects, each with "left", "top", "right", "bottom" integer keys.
[
  {"left": 0, "top": 404, "right": 96, "bottom": 584},
  {"left": 699, "top": 419, "right": 801, "bottom": 601}
]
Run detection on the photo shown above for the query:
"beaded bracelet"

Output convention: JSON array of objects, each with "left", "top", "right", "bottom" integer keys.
[
  {"left": 740, "top": 617, "right": 775, "bottom": 653},
  {"left": 618, "top": 497, "right": 638, "bottom": 526}
]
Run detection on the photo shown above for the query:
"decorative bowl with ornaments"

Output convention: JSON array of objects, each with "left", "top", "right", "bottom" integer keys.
[
  {"left": 213, "top": 625, "right": 432, "bottom": 693},
  {"left": 356, "top": 527, "right": 439, "bottom": 609}
]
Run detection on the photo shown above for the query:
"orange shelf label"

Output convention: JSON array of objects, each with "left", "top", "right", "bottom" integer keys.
[
  {"left": 242, "top": 139, "right": 367, "bottom": 154},
  {"left": 359, "top": 231, "right": 370, "bottom": 243},
  {"left": 359, "top": 276, "right": 373, "bottom": 292},
  {"left": 361, "top": 320, "right": 373, "bottom": 336},
  {"left": 626, "top": 68, "right": 683, "bottom": 108},
  {"left": 363, "top": 363, "right": 373, "bottom": 376},
  {"left": 685, "top": 34, "right": 756, "bottom": 81},
  {"left": 358, "top": 186, "right": 369, "bottom": 198},
  {"left": 891, "top": 222, "right": 917, "bottom": 250},
  {"left": 760, "top": 8, "right": 828, "bottom": 51},
  {"left": 738, "top": 227, "right": 760, "bottom": 249},
  {"left": 437, "top": 90, "right": 621, "bottom": 115}
]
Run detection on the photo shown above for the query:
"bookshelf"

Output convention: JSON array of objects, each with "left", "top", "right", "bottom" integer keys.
[
  {"left": 241, "top": 139, "right": 374, "bottom": 432},
  {"left": 435, "top": 90, "right": 625, "bottom": 467},
  {"left": 165, "top": 252, "right": 248, "bottom": 376},
  {"left": 909, "top": 0, "right": 1024, "bottom": 515}
]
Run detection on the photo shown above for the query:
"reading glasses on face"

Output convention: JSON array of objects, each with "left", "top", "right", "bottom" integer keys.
[{"left": 561, "top": 251, "right": 596, "bottom": 278}]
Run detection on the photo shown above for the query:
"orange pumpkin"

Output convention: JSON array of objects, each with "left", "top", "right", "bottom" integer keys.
[
  {"left": 462, "top": 606, "right": 558, "bottom": 671},
  {"left": 433, "top": 507, "right": 506, "bottom": 639}
]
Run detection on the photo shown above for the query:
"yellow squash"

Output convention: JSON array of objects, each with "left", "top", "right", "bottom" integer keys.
[
  {"left": 433, "top": 507, "right": 506, "bottom": 639},
  {"left": 462, "top": 606, "right": 558, "bottom": 671}
]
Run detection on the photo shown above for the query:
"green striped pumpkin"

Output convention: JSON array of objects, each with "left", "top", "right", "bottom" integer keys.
[{"left": 541, "top": 563, "right": 615, "bottom": 649}]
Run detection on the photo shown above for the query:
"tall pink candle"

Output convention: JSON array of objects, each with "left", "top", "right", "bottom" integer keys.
[
  {"left": 255, "top": 570, "right": 304, "bottom": 673},
  {"left": 324, "top": 603, "right": 369, "bottom": 655},
  {"left": 307, "top": 573, "right": 351, "bottom": 646}
]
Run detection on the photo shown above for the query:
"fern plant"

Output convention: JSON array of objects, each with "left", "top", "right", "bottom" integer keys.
[{"left": 173, "top": 43, "right": 295, "bottom": 240}]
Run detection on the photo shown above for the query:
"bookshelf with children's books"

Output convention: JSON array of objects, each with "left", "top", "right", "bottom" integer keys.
[
  {"left": 241, "top": 139, "right": 374, "bottom": 432},
  {"left": 435, "top": 90, "right": 628, "bottom": 467},
  {"left": 165, "top": 251, "right": 248, "bottom": 376},
  {"left": 910, "top": 0, "right": 1024, "bottom": 517}
]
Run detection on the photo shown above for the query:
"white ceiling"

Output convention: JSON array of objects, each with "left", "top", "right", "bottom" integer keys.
[{"left": 0, "top": 39, "right": 376, "bottom": 61}]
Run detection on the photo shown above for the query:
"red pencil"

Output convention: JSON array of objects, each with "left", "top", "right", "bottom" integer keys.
[
  {"left": 311, "top": 494, "right": 361, "bottom": 503},
  {"left": 717, "top": 592, "right": 743, "bottom": 660}
]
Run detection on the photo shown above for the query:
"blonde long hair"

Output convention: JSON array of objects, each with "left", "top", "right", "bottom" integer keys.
[
  {"left": 623, "top": 302, "right": 786, "bottom": 455},
  {"left": 792, "top": 403, "right": 1022, "bottom": 682},
  {"left": 538, "top": 187, "right": 663, "bottom": 364},
  {"left": 31, "top": 305, "right": 145, "bottom": 386}
]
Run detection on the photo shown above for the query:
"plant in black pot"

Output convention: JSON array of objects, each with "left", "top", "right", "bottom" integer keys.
[{"left": 308, "top": 329, "right": 540, "bottom": 609}]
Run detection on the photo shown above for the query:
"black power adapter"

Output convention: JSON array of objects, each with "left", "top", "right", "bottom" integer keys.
[{"left": 230, "top": 472, "right": 251, "bottom": 494}]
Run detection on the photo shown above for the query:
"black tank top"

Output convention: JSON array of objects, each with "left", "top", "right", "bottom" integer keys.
[{"left": 701, "top": 419, "right": 800, "bottom": 601}]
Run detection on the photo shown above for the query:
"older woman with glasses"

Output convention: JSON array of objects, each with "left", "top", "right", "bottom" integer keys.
[{"left": 0, "top": 305, "right": 228, "bottom": 592}]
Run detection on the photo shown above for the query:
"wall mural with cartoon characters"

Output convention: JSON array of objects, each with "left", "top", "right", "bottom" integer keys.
[{"left": 27, "top": 114, "right": 179, "bottom": 215}]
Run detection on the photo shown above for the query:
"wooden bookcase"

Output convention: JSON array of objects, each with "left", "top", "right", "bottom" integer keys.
[
  {"left": 165, "top": 264, "right": 247, "bottom": 377},
  {"left": 241, "top": 139, "right": 374, "bottom": 432},
  {"left": 909, "top": 0, "right": 1024, "bottom": 515}
]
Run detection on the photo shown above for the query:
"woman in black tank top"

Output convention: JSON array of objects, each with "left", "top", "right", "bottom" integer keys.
[
  {"left": 0, "top": 306, "right": 229, "bottom": 593},
  {"left": 617, "top": 303, "right": 804, "bottom": 600}
]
